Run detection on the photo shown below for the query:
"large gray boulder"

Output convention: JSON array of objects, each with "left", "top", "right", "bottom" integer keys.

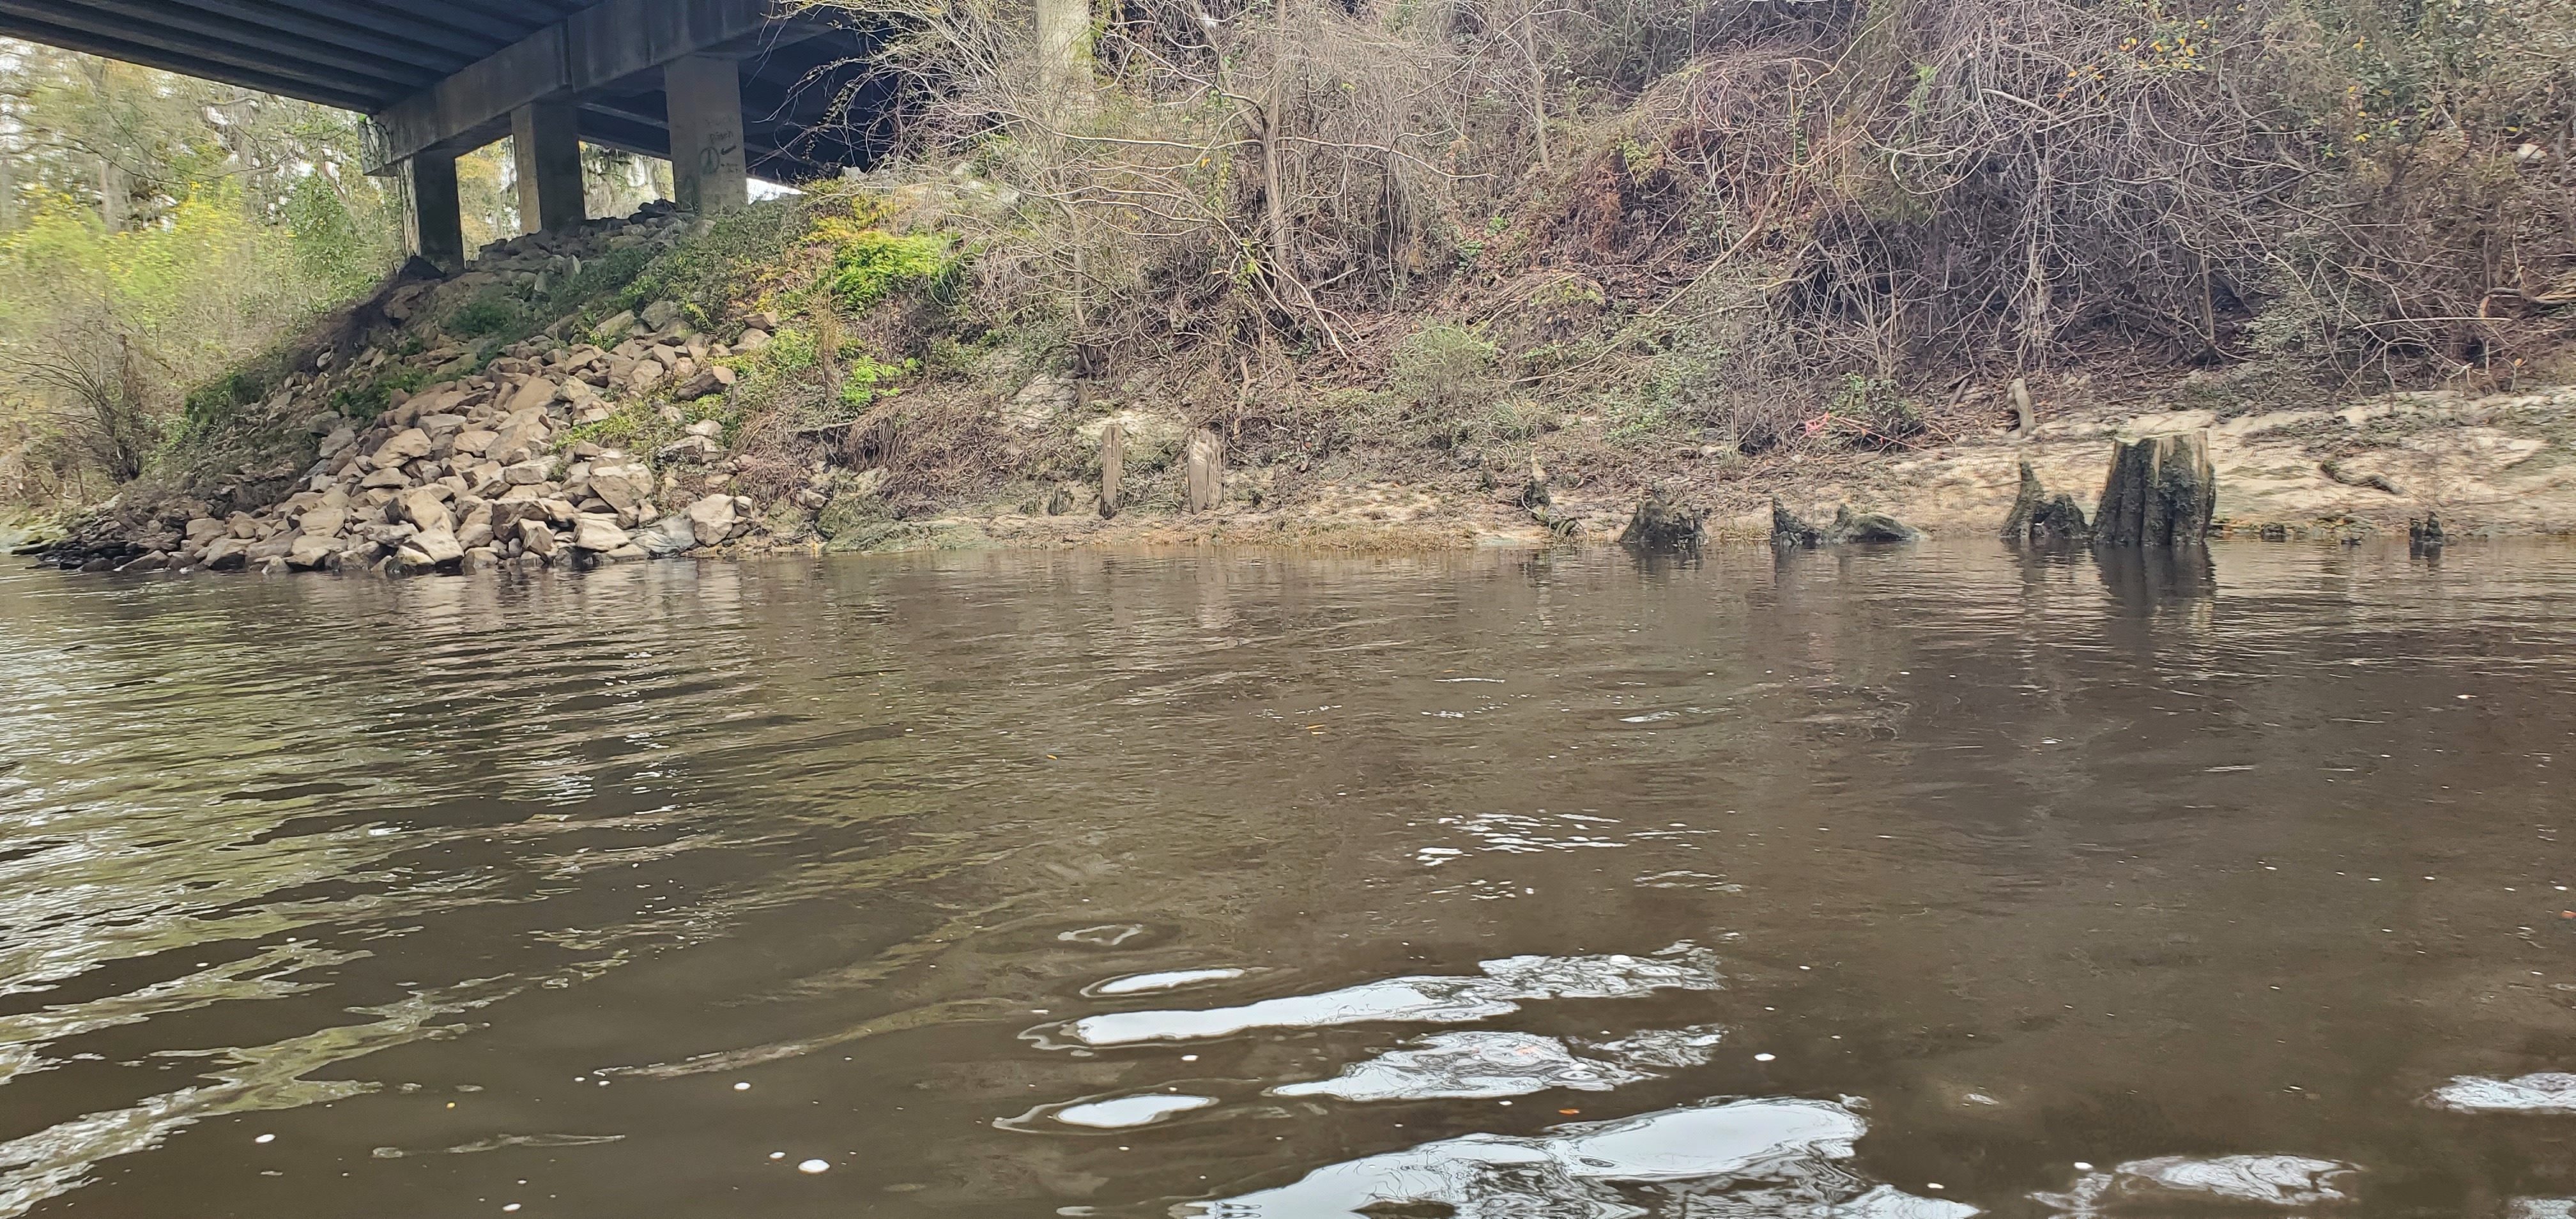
[
  {"left": 572, "top": 514, "right": 629, "bottom": 552},
  {"left": 638, "top": 516, "right": 698, "bottom": 556},
  {"left": 518, "top": 519, "right": 560, "bottom": 558},
  {"left": 372, "top": 428, "right": 433, "bottom": 464},
  {"left": 684, "top": 493, "right": 737, "bottom": 546},
  {"left": 397, "top": 487, "right": 453, "bottom": 534},
  {"left": 410, "top": 526, "right": 464, "bottom": 564},
  {"left": 286, "top": 534, "right": 344, "bottom": 569}
]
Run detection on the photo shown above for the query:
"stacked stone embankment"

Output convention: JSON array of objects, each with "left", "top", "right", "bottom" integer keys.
[{"left": 41, "top": 202, "right": 790, "bottom": 576}]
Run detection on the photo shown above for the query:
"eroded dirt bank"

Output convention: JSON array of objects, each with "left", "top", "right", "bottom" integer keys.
[{"left": 841, "top": 384, "right": 2576, "bottom": 553}]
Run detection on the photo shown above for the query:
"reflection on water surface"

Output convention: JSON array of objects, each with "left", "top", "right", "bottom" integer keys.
[{"left": 3, "top": 542, "right": 2574, "bottom": 1217}]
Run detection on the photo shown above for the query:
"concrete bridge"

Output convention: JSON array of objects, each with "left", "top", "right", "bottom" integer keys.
[{"left": 0, "top": 0, "right": 880, "bottom": 266}]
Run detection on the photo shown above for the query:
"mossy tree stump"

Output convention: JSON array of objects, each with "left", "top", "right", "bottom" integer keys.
[{"left": 2093, "top": 432, "right": 2214, "bottom": 547}]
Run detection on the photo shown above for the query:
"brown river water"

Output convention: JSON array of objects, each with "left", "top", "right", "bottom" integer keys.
[{"left": 1, "top": 542, "right": 2573, "bottom": 1218}]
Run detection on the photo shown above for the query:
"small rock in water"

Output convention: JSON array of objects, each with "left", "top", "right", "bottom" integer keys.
[
  {"left": 1827, "top": 503, "right": 1919, "bottom": 544},
  {"left": 1774, "top": 500, "right": 1918, "bottom": 546},
  {"left": 799, "top": 1158, "right": 831, "bottom": 1174}
]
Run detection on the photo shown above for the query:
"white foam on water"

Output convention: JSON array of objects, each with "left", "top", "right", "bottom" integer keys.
[
  {"left": 2034, "top": 1154, "right": 2354, "bottom": 1213},
  {"left": 2426, "top": 1073, "right": 2576, "bottom": 1114},
  {"left": 1181, "top": 1097, "right": 1974, "bottom": 1218},
  {"left": 1271, "top": 1032, "right": 1642, "bottom": 1102},
  {"left": 1578, "top": 1023, "right": 1726, "bottom": 1069},
  {"left": 1062, "top": 946, "right": 1719, "bottom": 1046},
  {"left": 1087, "top": 969, "right": 1250, "bottom": 997},
  {"left": 1052, "top": 1094, "right": 1219, "bottom": 1129},
  {"left": 2508, "top": 1200, "right": 2576, "bottom": 1219},
  {"left": 1268, "top": 1023, "right": 1729, "bottom": 1104}
]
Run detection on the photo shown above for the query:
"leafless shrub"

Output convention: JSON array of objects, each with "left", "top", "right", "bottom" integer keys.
[
  {"left": 799, "top": 0, "right": 2571, "bottom": 444},
  {"left": 10, "top": 315, "right": 162, "bottom": 483}
]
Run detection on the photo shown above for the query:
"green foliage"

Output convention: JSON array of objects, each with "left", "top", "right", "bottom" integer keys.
[
  {"left": 282, "top": 172, "right": 396, "bottom": 299},
  {"left": 0, "top": 180, "right": 365, "bottom": 493},
  {"left": 1830, "top": 374, "right": 1920, "bottom": 443},
  {"left": 1390, "top": 323, "right": 1504, "bottom": 414},
  {"left": 326, "top": 364, "right": 426, "bottom": 421},
  {"left": 839, "top": 354, "right": 921, "bottom": 409},
  {"left": 1485, "top": 399, "right": 1553, "bottom": 440},
  {"left": 554, "top": 402, "right": 657, "bottom": 454},
  {"left": 557, "top": 245, "right": 654, "bottom": 313},
  {"left": 618, "top": 201, "right": 807, "bottom": 325},
  {"left": 763, "top": 328, "right": 818, "bottom": 374},
  {"left": 826, "top": 230, "right": 961, "bottom": 311},
  {"left": 1644, "top": 335, "right": 1727, "bottom": 418},
  {"left": 448, "top": 293, "right": 523, "bottom": 337},
  {"left": 181, "top": 371, "right": 264, "bottom": 433}
]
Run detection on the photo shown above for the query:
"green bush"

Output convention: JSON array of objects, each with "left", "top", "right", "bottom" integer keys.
[
  {"left": 448, "top": 293, "right": 521, "bottom": 337},
  {"left": 328, "top": 364, "right": 428, "bottom": 420},
  {"left": 181, "top": 371, "right": 263, "bottom": 432},
  {"left": 619, "top": 201, "right": 807, "bottom": 325},
  {"left": 1390, "top": 323, "right": 1504, "bottom": 415},
  {"left": 763, "top": 328, "right": 818, "bottom": 374},
  {"left": 839, "top": 355, "right": 920, "bottom": 410},
  {"left": 827, "top": 231, "right": 960, "bottom": 310}
]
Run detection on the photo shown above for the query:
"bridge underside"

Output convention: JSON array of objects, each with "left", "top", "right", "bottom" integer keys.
[{"left": 0, "top": 0, "right": 886, "bottom": 264}]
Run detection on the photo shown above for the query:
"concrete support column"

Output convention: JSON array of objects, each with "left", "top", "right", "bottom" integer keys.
[
  {"left": 512, "top": 102, "right": 586, "bottom": 233},
  {"left": 664, "top": 56, "right": 746, "bottom": 215},
  {"left": 403, "top": 152, "right": 464, "bottom": 270}
]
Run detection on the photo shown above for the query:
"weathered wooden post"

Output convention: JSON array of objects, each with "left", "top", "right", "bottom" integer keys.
[
  {"left": 1184, "top": 427, "right": 1223, "bottom": 513},
  {"left": 1098, "top": 422, "right": 1123, "bottom": 518},
  {"left": 2093, "top": 432, "right": 2215, "bottom": 547}
]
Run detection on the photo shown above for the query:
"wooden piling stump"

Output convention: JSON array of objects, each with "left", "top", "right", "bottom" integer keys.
[
  {"left": 1099, "top": 422, "right": 1124, "bottom": 519},
  {"left": 2093, "top": 432, "right": 2215, "bottom": 547},
  {"left": 1184, "top": 427, "right": 1224, "bottom": 513}
]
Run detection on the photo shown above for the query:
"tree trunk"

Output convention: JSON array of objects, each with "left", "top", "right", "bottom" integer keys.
[
  {"left": 2093, "top": 432, "right": 2215, "bottom": 547},
  {"left": 100, "top": 156, "right": 129, "bottom": 231},
  {"left": 1518, "top": 10, "right": 1549, "bottom": 172},
  {"left": 1035, "top": 0, "right": 1092, "bottom": 112},
  {"left": 1262, "top": 83, "right": 1292, "bottom": 296}
]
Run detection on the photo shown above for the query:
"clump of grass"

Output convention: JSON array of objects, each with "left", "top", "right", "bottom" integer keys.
[
  {"left": 447, "top": 293, "right": 523, "bottom": 337},
  {"left": 824, "top": 229, "right": 960, "bottom": 311},
  {"left": 1390, "top": 323, "right": 1504, "bottom": 415},
  {"left": 619, "top": 201, "right": 810, "bottom": 329},
  {"left": 328, "top": 364, "right": 427, "bottom": 420}
]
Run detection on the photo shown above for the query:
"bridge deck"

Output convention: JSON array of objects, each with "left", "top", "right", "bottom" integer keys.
[{"left": 0, "top": 0, "right": 875, "bottom": 182}]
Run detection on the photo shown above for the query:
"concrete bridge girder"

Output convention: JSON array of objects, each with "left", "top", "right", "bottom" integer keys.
[{"left": 365, "top": 0, "right": 801, "bottom": 266}]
